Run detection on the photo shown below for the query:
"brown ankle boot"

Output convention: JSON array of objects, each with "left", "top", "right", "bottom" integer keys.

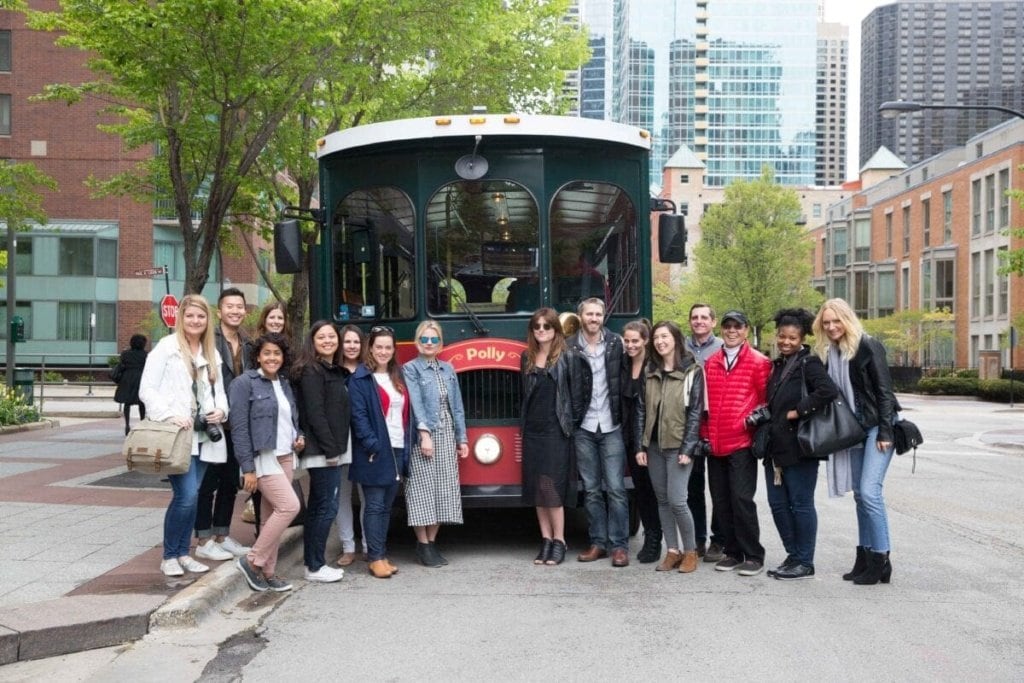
[
  {"left": 368, "top": 560, "right": 392, "bottom": 578},
  {"left": 679, "top": 550, "right": 699, "bottom": 573},
  {"left": 656, "top": 550, "right": 683, "bottom": 571}
]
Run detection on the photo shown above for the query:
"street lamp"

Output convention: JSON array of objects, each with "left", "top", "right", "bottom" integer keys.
[{"left": 879, "top": 100, "right": 1024, "bottom": 120}]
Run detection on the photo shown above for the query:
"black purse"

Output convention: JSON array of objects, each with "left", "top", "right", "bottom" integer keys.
[
  {"left": 893, "top": 418, "right": 923, "bottom": 473},
  {"left": 796, "top": 368, "right": 867, "bottom": 458}
]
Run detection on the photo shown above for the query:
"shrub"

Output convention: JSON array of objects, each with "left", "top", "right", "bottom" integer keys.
[
  {"left": 0, "top": 386, "right": 40, "bottom": 426},
  {"left": 977, "top": 379, "right": 1024, "bottom": 403},
  {"left": 42, "top": 370, "right": 64, "bottom": 383},
  {"left": 917, "top": 376, "right": 978, "bottom": 396}
]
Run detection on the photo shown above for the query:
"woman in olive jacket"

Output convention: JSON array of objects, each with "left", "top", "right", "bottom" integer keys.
[{"left": 762, "top": 309, "right": 837, "bottom": 581}]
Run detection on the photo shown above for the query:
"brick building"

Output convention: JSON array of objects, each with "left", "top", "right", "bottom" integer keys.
[{"left": 0, "top": 3, "right": 267, "bottom": 366}]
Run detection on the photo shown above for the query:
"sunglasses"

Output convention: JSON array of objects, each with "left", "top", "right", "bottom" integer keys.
[
  {"left": 419, "top": 336, "right": 440, "bottom": 345},
  {"left": 370, "top": 325, "right": 394, "bottom": 335},
  {"left": 532, "top": 322, "right": 554, "bottom": 331}
]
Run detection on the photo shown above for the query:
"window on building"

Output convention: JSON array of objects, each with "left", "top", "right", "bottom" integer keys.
[
  {"left": 96, "top": 303, "right": 116, "bottom": 342},
  {"left": 58, "top": 237, "right": 94, "bottom": 276},
  {"left": 57, "top": 302, "right": 92, "bottom": 341},
  {"left": 902, "top": 206, "right": 911, "bottom": 254},
  {"left": 853, "top": 271, "right": 869, "bottom": 318},
  {"left": 971, "top": 179, "right": 981, "bottom": 237},
  {"left": 680, "top": 174, "right": 690, "bottom": 184},
  {"left": 853, "top": 219, "right": 870, "bottom": 262},
  {"left": 97, "top": 239, "right": 117, "bottom": 278},
  {"left": 885, "top": 213, "right": 893, "bottom": 258},
  {"left": 812, "top": 203, "right": 822, "bottom": 218},
  {"left": 935, "top": 259, "right": 954, "bottom": 311},
  {"left": 901, "top": 266, "right": 910, "bottom": 310},
  {"left": 154, "top": 240, "right": 219, "bottom": 281},
  {"left": 943, "top": 190, "right": 953, "bottom": 243},
  {"left": 0, "top": 301, "right": 32, "bottom": 340},
  {"left": 0, "top": 30, "right": 10, "bottom": 72},
  {"left": 984, "top": 249, "right": 995, "bottom": 316},
  {"left": 985, "top": 174, "right": 996, "bottom": 233},
  {"left": 998, "top": 168, "right": 1010, "bottom": 229},
  {"left": 921, "top": 260, "right": 932, "bottom": 311},
  {"left": 922, "top": 198, "right": 931, "bottom": 247},
  {"left": 877, "top": 271, "right": 895, "bottom": 318},
  {"left": 971, "top": 252, "right": 981, "bottom": 317},
  {"left": 832, "top": 275, "right": 847, "bottom": 301},
  {"left": 0, "top": 94, "right": 10, "bottom": 136},
  {"left": 0, "top": 236, "right": 32, "bottom": 275},
  {"left": 832, "top": 227, "right": 847, "bottom": 267},
  {"left": 998, "top": 246, "right": 1009, "bottom": 316}
]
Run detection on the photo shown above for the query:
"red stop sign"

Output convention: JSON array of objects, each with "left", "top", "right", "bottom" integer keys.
[{"left": 160, "top": 294, "right": 179, "bottom": 328}]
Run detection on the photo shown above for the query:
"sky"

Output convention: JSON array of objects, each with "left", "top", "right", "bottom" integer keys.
[{"left": 821, "top": 0, "right": 890, "bottom": 179}]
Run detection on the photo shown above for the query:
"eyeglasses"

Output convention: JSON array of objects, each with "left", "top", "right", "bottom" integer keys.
[
  {"left": 419, "top": 336, "right": 440, "bottom": 345},
  {"left": 532, "top": 322, "right": 554, "bottom": 331},
  {"left": 370, "top": 325, "right": 394, "bottom": 335},
  {"left": 721, "top": 323, "right": 745, "bottom": 331}
]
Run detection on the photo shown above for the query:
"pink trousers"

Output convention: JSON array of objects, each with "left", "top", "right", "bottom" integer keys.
[{"left": 247, "top": 456, "right": 300, "bottom": 577}]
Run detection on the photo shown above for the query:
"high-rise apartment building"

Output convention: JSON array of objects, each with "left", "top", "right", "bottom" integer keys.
[
  {"left": 574, "top": 0, "right": 824, "bottom": 187},
  {"left": 816, "top": 21, "right": 848, "bottom": 186},
  {"left": 860, "top": 0, "right": 1024, "bottom": 167}
]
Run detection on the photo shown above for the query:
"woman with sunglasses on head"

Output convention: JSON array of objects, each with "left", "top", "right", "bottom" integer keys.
[
  {"left": 291, "top": 321, "right": 349, "bottom": 583},
  {"left": 334, "top": 324, "right": 367, "bottom": 567},
  {"left": 520, "top": 308, "right": 584, "bottom": 566},
  {"left": 348, "top": 326, "right": 410, "bottom": 579},
  {"left": 813, "top": 298, "right": 900, "bottom": 585},
  {"left": 403, "top": 320, "right": 468, "bottom": 567}
]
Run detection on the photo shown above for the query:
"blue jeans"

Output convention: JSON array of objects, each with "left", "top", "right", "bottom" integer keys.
[
  {"left": 362, "top": 476, "right": 400, "bottom": 562},
  {"left": 304, "top": 465, "right": 342, "bottom": 571},
  {"left": 851, "top": 426, "right": 893, "bottom": 552},
  {"left": 765, "top": 459, "right": 819, "bottom": 566},
  {"left": 575, "top": 427, "right": 629, "bottom": 551},
  {"left": 164, "top": 455, "right": 208, "bottom": 559}
]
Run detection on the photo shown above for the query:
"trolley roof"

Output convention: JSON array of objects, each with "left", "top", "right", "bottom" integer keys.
[{"left": 316, "top": 114, "right": 651, "bottom": 159}]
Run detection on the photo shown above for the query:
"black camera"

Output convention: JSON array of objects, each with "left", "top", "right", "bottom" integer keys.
[
  {"left": 746, "top": 406, "right": 772, "bottom": 427},
  {"left": 194, "top": 413, "right": 223, "bottom": 442}
]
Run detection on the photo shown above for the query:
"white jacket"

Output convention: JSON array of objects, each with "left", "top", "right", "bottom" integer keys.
[{"left": 139, "top": 334, "right": 230, "bottom": 463}]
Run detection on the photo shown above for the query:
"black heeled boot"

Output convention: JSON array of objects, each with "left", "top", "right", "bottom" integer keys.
[
  {"left": 842, "top": 546, "right": 867, "bottom": 581},
  {"left": 429, "top": 542, "right": 449, "bottom": 566},
  {"left": 853, "top": 551, "right": 892, "bottom": 585},
  {"left": 416, "top": 542, "right": 442, "bottom": 568},
  {"left": 637, "top": 531, "right": 662, "bottom": 564}
]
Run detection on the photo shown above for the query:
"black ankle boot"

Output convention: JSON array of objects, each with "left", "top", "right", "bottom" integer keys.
[
  {"left": 853, "top": 551, "right": 891, "bottom": 585},
  {"left": 416, "top": 542, "right": 442, "bottom": 568},
  {"left": 637, "top": 532, "right": 662, "bottom": 564},
  {"left": 429, "top": 541, "right": 448, "bottom": 566},
  {"left": 842, "top": 546, "right": 867, "bottom": 581}
]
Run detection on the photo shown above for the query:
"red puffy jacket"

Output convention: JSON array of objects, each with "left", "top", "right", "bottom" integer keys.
[{"left": 703, "top": 343, "right": 771, "bottom": 457}]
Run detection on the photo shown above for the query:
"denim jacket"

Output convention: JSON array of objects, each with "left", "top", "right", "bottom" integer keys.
[
  {"left": 402, "top": 357, "right": 468, "bottom": 444},
  {"left": 228, "top": 369, "right": 301, "bottom": 474}
]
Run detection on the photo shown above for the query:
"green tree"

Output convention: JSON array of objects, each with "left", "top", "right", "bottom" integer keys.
[
  {"left": 689, "top": 167, "right": 821, "bottom": 346},
  {"left": 1, "top": 161, "right": 57, "bottom": 286},
  {"left": 253, "top": 0, "right": 588, "bottom": 332},
  {"left": 26, "top": 0, "right": 342, "bottom": 295},
  {"left": 861, "top": 308, "right": 955, "bottom": 366}
]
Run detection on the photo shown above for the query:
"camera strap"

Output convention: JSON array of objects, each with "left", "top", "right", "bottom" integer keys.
[{"left": 766, "top": 355, "right": 803, "bottom": 409}]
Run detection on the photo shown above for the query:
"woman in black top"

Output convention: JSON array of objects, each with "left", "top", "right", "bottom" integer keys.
[
  {"left": 114, "top": 334, "right": 148, "bottom": 435},
  {"left": 763, "top": 309, "right": 837, "bottom": 580}
]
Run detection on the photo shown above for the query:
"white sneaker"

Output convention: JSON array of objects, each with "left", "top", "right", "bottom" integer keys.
[
  {"left": 196, "top": 539, "right": 233, "bottom": 561},
  {"left": 160, "top": 558, "right": 184, "bottom": 577},
  {"left": 305, "top": 565, "right": 345, "bottom": 583},
  {"left": 218, "top": 537, "right": 251, "bottom": 558},
  {"left": 178, "top": 555, "right": 210, "bottom": 573}
]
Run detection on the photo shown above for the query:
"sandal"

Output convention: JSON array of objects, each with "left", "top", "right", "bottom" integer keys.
[
  {"left": 534, "top": 538, "right": 553, "bottom": 565},
  {"left": 545, "top": 540, "right": 567, "bottom": 566}
]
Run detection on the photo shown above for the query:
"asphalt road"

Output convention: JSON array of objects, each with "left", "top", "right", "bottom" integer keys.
[{"left": 5, "top": 394, "right": 1024, "bottom": 681}]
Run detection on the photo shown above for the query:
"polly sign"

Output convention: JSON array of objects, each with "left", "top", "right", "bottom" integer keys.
[{"left": 439, "top": 339, "right": 525, "bottom": 372}]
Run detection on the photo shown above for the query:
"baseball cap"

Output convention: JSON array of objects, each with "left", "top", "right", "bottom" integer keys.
[{"left": 720, "top": 310, "right": 749, "bottom": 327}]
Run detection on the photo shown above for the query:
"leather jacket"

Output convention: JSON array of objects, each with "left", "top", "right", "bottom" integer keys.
[
  {"left": 640, "top": 358, "right": 704, "bottom": 456},
  {"left": 846, "top": 335, "right": 900, "bottom": 443},
  {"left": 520, "top": 351, "right": 586, "bottom": 437},
  {"left": 620, "top": 357, "right": 646, "bottom": 455},
  {"left": 566, "top": 329, "right": 624, "bottom": 427}
]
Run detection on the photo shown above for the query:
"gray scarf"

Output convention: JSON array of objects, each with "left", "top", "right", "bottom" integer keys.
[{"left": 825, "top": 344, "right": 856, "bottom": 497}]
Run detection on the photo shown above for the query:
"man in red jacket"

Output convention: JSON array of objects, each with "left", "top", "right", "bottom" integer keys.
[{"left": 702, "top": 310, "right": 771, "bottom": 576}]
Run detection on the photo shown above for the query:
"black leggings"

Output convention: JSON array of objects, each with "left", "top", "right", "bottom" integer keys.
[{"left": 124, "top": 403, "right": 145, "bottom": 434}]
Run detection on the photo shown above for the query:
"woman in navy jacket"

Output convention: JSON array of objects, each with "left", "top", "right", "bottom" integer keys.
[{"left": 348, "top": 326, "right": 410, "bottom": 579}]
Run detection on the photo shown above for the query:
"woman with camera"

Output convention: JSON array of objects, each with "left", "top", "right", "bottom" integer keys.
[
  {"left": 761, "top": 309, "right": 837, "bottom": 581},
  {"left": 813, "top": 298, "right": 900, "bottom": 585},
  {"left": 230, "top": 333, "right": 305, "bottom": 592},
  {"left": 139, "top": 295, "right": 229, "bottom": 578},
  {"left": 636, "top": 321, "right": 704, "bottom": 574}
]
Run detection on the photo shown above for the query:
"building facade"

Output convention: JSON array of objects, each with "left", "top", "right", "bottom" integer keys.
[
  {"left": 816, "top": 21, "right": 848, "bottom": 186},
  {"left": 814, "top": 118, "right": 1024, "bottom": 369},
  {"left": 860, "top": 0, "right": 1024, "bottom": 167},
  {"left": 0, "top": 6, "right": 267, "bottom": 366}
]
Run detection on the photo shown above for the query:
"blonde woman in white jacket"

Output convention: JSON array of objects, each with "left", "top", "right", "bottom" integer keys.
[{"left": 139, "top": 295, "right": 230, "bottom": 577}]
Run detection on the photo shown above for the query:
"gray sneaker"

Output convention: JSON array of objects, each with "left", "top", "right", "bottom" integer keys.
[
  {"left": 236, "top": 556, "right": 268, "bottom": 592},
  {"left": 714, "top": 556, "right": 742, "bottom": 571},
  {"left": 737, "top": 559, "right": 764, "bottom": 576},
  {"left": 265, "top": 575, "right": 293, "bottom": 592},
  {"left": 704, "top": 542, "right": 725, "bottom": 563}
]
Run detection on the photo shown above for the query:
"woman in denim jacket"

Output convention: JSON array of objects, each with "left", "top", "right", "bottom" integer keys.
[
  {"left": 229, "top": 333, "right": 305, "bottom": 592},
  {"left": 403, "top": 320, "right": 468, "bottom": 567}
]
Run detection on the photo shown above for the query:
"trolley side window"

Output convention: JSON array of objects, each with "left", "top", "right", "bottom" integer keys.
[
  {"left": 425, "top": 180, "right": 540, "bottom": 316},
  {"left": 550, "top": 182, "right": 640, "bottom": 315},
  {"left": 333, "top": 187, "right": 416, "bottom": 321}
]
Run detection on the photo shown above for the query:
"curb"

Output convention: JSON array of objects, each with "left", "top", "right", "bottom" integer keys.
[
  {"left": 150, "top": 526, "right": 305, "bottom": 630},
  {"left": 0, "top": 418, "right": 60, "bottom": 435}
]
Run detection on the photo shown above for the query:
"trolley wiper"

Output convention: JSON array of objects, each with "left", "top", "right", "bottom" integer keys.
[
  {"left": 607, "top": 261, "right": 637, "bottom": 314},
  {"left": 430, "top": 264, "right": 489, "bottom": 336}
]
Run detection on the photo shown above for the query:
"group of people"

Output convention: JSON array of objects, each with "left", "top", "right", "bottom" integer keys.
[
  {"left": 135, "top": 288, "right": 897, "bottom": 590},
  {"left": 530, "top": 297, "right": 897, "bottom": 584}
]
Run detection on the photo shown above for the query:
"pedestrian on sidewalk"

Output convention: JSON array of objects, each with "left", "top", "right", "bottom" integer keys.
[
  {"left": 113, "top": 334, "right": 148, "bottom": 435},
  {"left": 231, "top": 333, "right": 305, "bottom": 593},
  {"left": 139, "top": 295, "right": 230, "bottom": 578},
  {"left": 292, "top": 321, "right": 349, "bottom": 583}
]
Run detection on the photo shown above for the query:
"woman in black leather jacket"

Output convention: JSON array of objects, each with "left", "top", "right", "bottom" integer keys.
[
  {"left": 762, "top": 309, "right": 837, "bottom": 581},
  {"left": 813, "top": 298, "right": 900, "bottom": 586}
]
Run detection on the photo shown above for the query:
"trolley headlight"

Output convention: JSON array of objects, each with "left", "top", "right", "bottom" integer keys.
[{"left": 473, "top": 434, "right": 502, "bottom": 465}]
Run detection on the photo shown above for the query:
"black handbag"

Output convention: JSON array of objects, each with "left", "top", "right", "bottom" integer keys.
[
  {"left": 893, "top": 418, "right": 923, "bottom": 473},
  {"left": 796, "top": 368, "right": 867, "bottom": 458}
]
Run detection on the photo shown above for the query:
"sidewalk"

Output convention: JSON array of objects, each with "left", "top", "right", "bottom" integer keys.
[{"left": 0, "top": 410, "right": 301, "bottom": 664}]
